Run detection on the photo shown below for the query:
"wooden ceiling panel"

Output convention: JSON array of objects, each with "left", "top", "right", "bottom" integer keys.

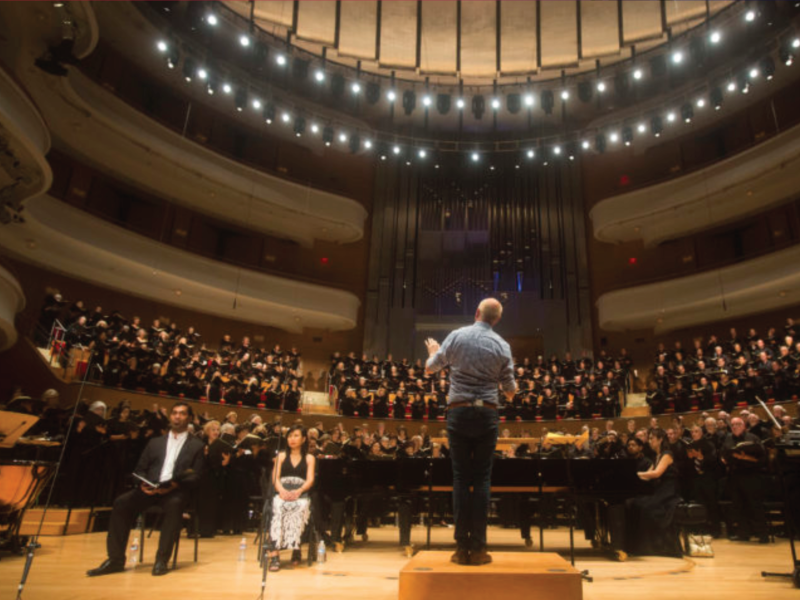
[
  {"left": 500, "top": 0, "right": 537, "bottom": 74},
  {"left": 540, "top": 0, "right": 579, "bottom": 68},
  {"left": 420, "top": 2, "right": 458, "bottom": 75},
  {"left": 580, "top": 0, "right": 620, "bottom": 59},
  {"left": 379, "top": 0, "right": 418, "bottom": 69},
  {"left": 252, "top": 0, "right": 294, "bottom": 28},
  {"left": 664, "top": 0, "right": 708, "bottom": 25},
  {"left": 338, "top": 1, "right": 378, "bottom": 60},
  {"left": 621, "top": 0, "right": 663, "bottom": 43},
  {"left": 460, "top": 0, "right": 497, "bottom": 79},
  {"left": 296, "top": 1, "right": 336, "bottom": 45}
]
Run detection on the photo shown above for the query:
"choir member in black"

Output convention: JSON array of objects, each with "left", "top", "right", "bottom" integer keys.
[
  {"left": 625, "top": 437, "right": 653, "bottom": 473},
  {"left": 372, "top": 388, "right": 390, "bottom": 418},
  {"left": 598, "top": 385, "right": 617, "bottom": 419},
  {"left": 723, "top": 417, "right": 768, "bottom": 543},
  {"left": 105, "top": 403, "right": 141, "bottom": 501},
  {"left": 339, "top": 389, "right": 357, "bottom": 417},
  {"left": 410, "top": 393, "right": 426, "bottom": 420},
  {"left": 686, "top": 425, "right": 721, "bottom": 537},
  {"left": 263, "top": 378, "right": 283, "bottom": 410},
  {"left": 392, "top": 390, "right": 408, "bottom": 420},
  {"left": 538, "top": 388, "right": 558, "bottom": 420},
  {"left": 624, "top": 428, "right": 682, "bottom": 557},
  {"left": 694, "top": 376, "right": 713, "bottom": 410},
  {"left": 205, "top": 371, "right": 225, "bottom": 404},
  {"left": 672, "top": 381, "right": 691, "bottom": 413},
  {"left": 283, "top": 379, "right": 301, "bottom": 412},
  {"left": 355, "top": 388, "right": 371, "bottom": 418},
  {"left": 196, "top": 420, "right": 231, "bottom": 537}
]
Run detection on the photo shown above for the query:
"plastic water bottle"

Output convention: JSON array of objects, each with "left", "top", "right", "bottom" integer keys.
[
  {"left": 128, "top": 537, "right": 139, "bottom": 568},
  {"left": 238, "top": 537, "right": 247, "bottom": 562},
  {"left": 317, "top": 540, "right": 326, "bottom": 564}
]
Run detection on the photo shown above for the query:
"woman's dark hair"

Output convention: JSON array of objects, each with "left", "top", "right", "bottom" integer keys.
[
  {"left": 287, "top": 424, "right": 309, "bottom": 455},
  {"left": 649, "top": 427, "right": 667, "bottom": 445}
]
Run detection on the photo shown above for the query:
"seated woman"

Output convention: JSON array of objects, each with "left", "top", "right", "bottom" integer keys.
[
  {"left": 268, "top": 425, "right": 316, "bottom": 571},
  {"left": 624, "top": 428, "right": 683, "bottom": 557}
]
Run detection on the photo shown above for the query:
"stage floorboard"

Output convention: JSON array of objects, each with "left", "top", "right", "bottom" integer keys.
[{"left": 0, "top": 526, "right": 797, "bottom": 599}]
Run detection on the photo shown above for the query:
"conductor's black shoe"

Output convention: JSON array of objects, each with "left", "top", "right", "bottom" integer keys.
[
  {"left": 87, "top": 559, "right": 125, "bottom": 577},
  {"left": 450, "top": 549, "right": 470, "bottom": 565},
  {"left": 152, "top": 560, "right": 169, "bottom": 576},
  {"left": 469, "top": 550, "right": 493, "bottom": 566}
]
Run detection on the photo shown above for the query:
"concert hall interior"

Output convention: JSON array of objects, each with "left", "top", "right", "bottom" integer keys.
[{"left": 2, "top": 0, "right": 800, "bottom": 598}]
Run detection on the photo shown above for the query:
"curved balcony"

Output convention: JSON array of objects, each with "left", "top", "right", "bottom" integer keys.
[{"left": 0, "top": 196, "right": 360, "bottom": 333}]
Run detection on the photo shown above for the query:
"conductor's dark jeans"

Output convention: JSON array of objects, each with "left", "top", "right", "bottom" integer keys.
[{"left": 446, "top": 405, "right": 499, "bottom": 552}]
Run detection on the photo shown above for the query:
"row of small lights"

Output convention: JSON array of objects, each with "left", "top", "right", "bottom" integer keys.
[{"left": 155, "top": 8, "right": 800, "bottom": 165}]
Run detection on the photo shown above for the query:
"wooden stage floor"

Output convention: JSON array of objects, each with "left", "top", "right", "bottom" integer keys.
[{"left": 0, "top": 525, "right": 797, "bottom": 600}]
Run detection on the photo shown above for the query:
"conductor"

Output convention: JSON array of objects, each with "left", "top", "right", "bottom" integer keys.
[{"left": 425, "top": 298, "right": 516, "bottom": 566}]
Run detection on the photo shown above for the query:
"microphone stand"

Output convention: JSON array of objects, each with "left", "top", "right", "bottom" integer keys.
[
  {"left": 257, "top": 425, "right": 284, "bottom": 600},
  {"left": 16, "top": 350, "right": 94, "bottom": 600}
]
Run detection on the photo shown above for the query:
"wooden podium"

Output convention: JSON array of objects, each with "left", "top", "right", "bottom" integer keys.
[{"left": 399, "top": 551, "right": 582, "bottom": 600}]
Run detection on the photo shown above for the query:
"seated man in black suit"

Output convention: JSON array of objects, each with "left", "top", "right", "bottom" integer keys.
[{"left": 87, "top": 402, "right": 204, "bottom": 577}]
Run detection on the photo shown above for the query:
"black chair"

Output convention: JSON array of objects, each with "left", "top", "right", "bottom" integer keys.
[{"left": 138, "top": 504, "right": 199, "bottom": 568}]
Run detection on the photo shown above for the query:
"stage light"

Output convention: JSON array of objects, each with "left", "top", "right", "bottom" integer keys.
[
  {"left": 749, "top": 67, "right": 759, "bottom": 79},
  {"left": 794, "top": 38, "right": 800, "bottom": 49},
  {"left": 276, "top": 54, "right": 287, "bottom": 67},
  {"left": 633, "top": 68, "right": 643, "bottom": 80},
  {"left": 252, "top": 98, "right": 262, "bottom": 110},
  {"left": 262, "top": 103, "right": 275, "bottom": 124},
  {"left": 310, "top": 123, "right": 319, "bottom": 134},
  {"left": 472, "top": 95, "right": 485, "bottom": 119},
  {"left": 471, "top": 152, "right": 480, "bottom": 163},
  {"left": 761, "top": 57, "right": 775, "bottom": 80},
  {"left": 206, "top": 78, "right": 217, "bottom": 95},
  {"left": 609, "top": 131, "right": 619, "bottom": 143},
  {"left": 197, "top": 67, "right": 208, "bottom": 80},
  {"left": 581, "top": 140, "right": 590, "bottom": 150},
  {"left": 366, "top": 82, "right": 381, "bottom": 105},
  {"left": 696, "top": 98, "right": 706, "bottom": 108},
  {"left": 222, "top": 83, "right": 232, "bottom": 94},
  {"left": 595, "top": 133, "right": 606, "bottom": 153},
  {"left": 527, "top": 149, "right": 535, "bottom": 159},
  {"left": 597, "top": 81, "right": 606, "bottom": 93},
  {"left": 314, "top": 70, "right": 325, "bottom": 82},
  {"left": 165, "top": 46, "right": 179, "bottom": 69},
  {"left": 351, "top": 81, "right": 361, "bottom": 94},
  {"left": 393, "top": 145, "right": 401, "bottom": 155},
  {"left": 666, "top": 111, "right": 676, "bottom": 123},
  {"left": 437, "top": 94, "right": 452, "bottom": 115},
  {"left": 364, "top": 140, "right": 372, "bottom": 149},
  {"left": 541, "top": 90, "right": 554, "bottom": 115},
  {"left": 745, "top": 9, "right": 756, "bottom": 22},
  {"left": 322, "top": 127, "right": 333, "bottom": 147},
  {"left": 524, "top": 94, "right": 534, "bottom": 107},
  {"left": 403, "top": 90, "right": 416, "bottom": 116},
  {"left": 622, "top": 127, "right": 633, "bottom": 146},
  {"left": 637, "top": 123, "right": 646, "bottom": 133},
  {"left": 206, "top": 13, "right": 218, "bottom": 26},
  {"left": 578, "top": 81, "right": 592, "bottom": 103},
  {"left": 339, "top": 132, "right": 348, "bottom": 143},
  {"left": 710, "top": 87, "right": 723, "bottom": 110},
  {"left": 681, "top": 103, "right": 693, "bottom": 123},
  {"left": 456, "top": 97, "right": 465, "bottom": 109},
  {"left": 157, "top": 40, "right": 168, "bottom": 53},
  {"left": 418, "top": 149, "right": 427, "bottom": 159},
  {"left": 727, "top": 81, "right": 736, "bottom": 92},
  {"left": 293, "top": 117, "right": 305, "bottom": 137},
  {"left": 387, "top": 89, "right": 397, "bottom": 102},
  {"left": 553, "top": 146, "right": 562, "bottom": 155},
  {"left": 672, "top": 51, "right": 684, "bottom": 64},
  {"left": 377, "top": 142, "right": 388, "bottom": 160},
  {"left": 567, "top": 143, "right": 576, "bottom": 160},
  {"left": 560, "top": 90, "right": 569, "bottom": 101},
  {"left": 738, "top": 72, "right": 750, "bottom": 94},
  {"left": 780, "top": 47, "right": 794, "bottom": 66},
  {"left": 235, "top": 88, "right": 247, "bottom": 112},
  {"left": 650, "top": 116, "right": 663, "bottom": 137},
  {"left": 709, "top": 30, "right": 721, "bottom": 44},
  {"left": 491, "top": 97, "right": 501, "bottom": 110},
  {"left": 281, "top": 112, "right": 290, "bottom": 123},
  {"left": 239, "top": 34, "right": 250, "bottom": 47},
  {"left": 182, "top": 57, "right": 196, "bottom": 82},
  {"left": 422, "top": 95, "right": 432, "bottom": 107}
]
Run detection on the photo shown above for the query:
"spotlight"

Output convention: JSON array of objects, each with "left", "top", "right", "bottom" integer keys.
[
  {"left": 622, "top": 127, "right": 633, "bottom": 146},
  {"left": 672, "top": 50, "right": 684, "bottom": 64},
  {"left": 262, "top": 103, "right": 275, "bottom": 124},
  {"left": 526, "top": 149, "right": 535, "bottom": 159},
  {"left": 710, "top": 87, "right": 723, "bottom": 110},
  {"left": 472, "top": 95, "right": 485, "bottom": 119},
  {"left": 197, "top": 67, "right": 208, "bottom": 80},
  {"left": 637, "top": 123, "right": 646, "bottom": 133},
  {"left": 351, "top": 81, "right": 361, "bottom": 94},
  {"left": 275, "top": 54, "right": 287, "bottom": 66},
  {"left": 541, "top": 90, "right": 554, "bottom": 115},
  {"left": 780, "top": 47, "right": 794, "bottom": 66},
  {"left": 696, "top": 98, "right": 705, "bottom": 108},
  {"left": 633, "top": 68, "right": 643, "bottom": 80},
  {"left": 471, "top": 152, "right": 480, "bottom": 163},
  {"left": 393, "top": 145, "right": 401, "bottom": 155},
  {"left": 165, "top": 46, "right": 179, "bottom": 69},
  {"left": 595, "top": 133, "right": 606, "bottom": 153},
  {"left": 366, "top": 82, "right": 381, "bottom": 104},
  {"left": 681, "top": 103, "right": 694, "bottom": 123},
  {"left": 235, "top": 88, "right": 247, "bottom": 112},
  {"left": 567, "top": 143, "right": 576, "bottom": 161},
  {"left": 402, "top": 90, "right": 416, "bottom": 115},
  {"left": 745, "top": 9, "right": 756, "bottom": 22},
  {"left": 387, "top": 89, "right": 397, "bottom": 102},
  {"left": 727, "top": 81, "right": 736, "bottom": 92},
  {"left": 314, "top": 70, "right": 325, "bottom": 82},
  {"left": 182, "top": 57, "right": 196, "bottom": 82},
  {"left": 597, "top": 81, "right": 606, "bottom": 92},
  {"left": 206, "top": 78, "right": 217, "bottom": 95},
  {"left": 157, "top": 40, "right": 168, "bottom": 53},
  {"left": 418, "top": 148, "right": 427, "bottom": 159},
  {"left": 378, "top": 142, "right": 388, "bottom": 160},
  {"left": 650, "top": 116, "right": 663, "bottom": 137},
  {"left": 322, "top": 126, "right": 334, "bottom": 147},
  {"left": 666, "top": 111, "right": 676, "bottom": 123},
  {"left": 581, "top": 140, "right": 590, "bottom": 150},
  {"left": 709, "top": 30, "right": 721, "bottom": 44},
  {"left": 422, "top": 95, "right": 432, "bottom": 107},
  {"left": 560, "top": 90, "right": 570, "bottom": 101},
  {"left": 491, "top": 97, "right": 501, "bottom": 110},
  {"left": 206, "top": 13, "right": 218, "bottom": 26},
  {"left": 338, "top": 132, "right": 348, "bottom": 143},
  {"left": 761, "top": 57, "right": 775, "bottom": 80},
  {"left": 738, "top": 72, "right": 750, "bottom": 94},
  {"left": 349, "top": 134, "right": 360, "bottom": 154},
  {"left": 553, "top": 145, "right": 562, "bottom": 156},
  {"left": 293, "top": 117, "right": 305, "bottom": 137},
  {"left": 281, "top": 112, "right": 290, "bottom": 123},
  {"left": 456, "top": 97, "right": 465, "bottom": 109},
  {"left": 310, "top": 123, "right": 319, "bottom": 134},
  {"left": 239, "top": 34, "right": 250, "bottom": 47},
  {"left": 222, "top": 82, "right": 232, "bottom": 94},
  {"left": 609, "top": 132, "right": 619, "bottom": 143},
  {"left": 749, "top": 67, "right": 759, "bottom": 79},
  {"left": 794, "top": 38, "right": 800, "bottom": 49},
  {"left": 524, "top": 93, "right": 534, "bottom": 107},
  {"left": 364, "top": 140, "right": 372, "bottom": 149},
  {"left": 252, "top": 98, "right": 262, "bottom": 110}
]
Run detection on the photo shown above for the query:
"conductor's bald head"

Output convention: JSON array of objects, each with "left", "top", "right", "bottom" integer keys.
[{"left": 475, "top": 298, "right": 503, "bottom": 326}]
